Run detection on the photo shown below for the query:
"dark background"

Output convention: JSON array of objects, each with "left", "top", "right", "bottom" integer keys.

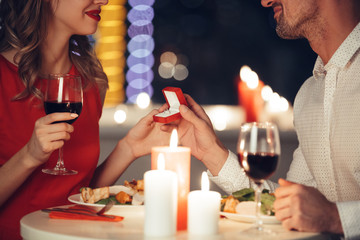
[{"left": 147, "top": 0, "right": 317, "bottom": 105}]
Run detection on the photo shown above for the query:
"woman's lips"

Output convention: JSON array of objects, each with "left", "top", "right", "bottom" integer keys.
[{"left": 86, "top": 10, "right": 101, "bottom": 21}]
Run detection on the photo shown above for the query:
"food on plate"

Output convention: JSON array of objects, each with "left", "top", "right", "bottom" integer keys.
[
  {"left": 81, "top": 186, "right": 109, "bottom": 204},
  {"left": 80, "top": 179, "right": 144, "bottom": 205},
  {"left": 221, "top": 188, "right": 275, "bottom": 216},
  {"left": 222, "top": 196, "right": 239, "bottom": 213},
  {"left": 115, "top": 191, "right": 131, "bottom": 204}
]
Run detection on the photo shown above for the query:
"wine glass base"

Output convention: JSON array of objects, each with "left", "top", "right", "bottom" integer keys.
[
  {"left": 240, "top": 226, "right": 277, "bottom": 239},
  {"left": 42, "top": 168, "right": 78, "bottom": 175}
]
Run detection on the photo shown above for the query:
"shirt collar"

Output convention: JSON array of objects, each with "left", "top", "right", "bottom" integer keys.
[{"left": 313, "top": 22, "right": 360, "bottom": 80}]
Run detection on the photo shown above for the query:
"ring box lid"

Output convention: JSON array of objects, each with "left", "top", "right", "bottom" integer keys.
[{"left": 153, "top": 87, "right": 188, "bottom": 123}]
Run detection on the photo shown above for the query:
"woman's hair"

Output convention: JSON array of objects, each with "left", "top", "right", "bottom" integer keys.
[{"left": 0, "top": 0, "right": 108, "bottom": 100}]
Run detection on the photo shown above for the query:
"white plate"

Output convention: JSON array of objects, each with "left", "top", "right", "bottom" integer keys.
[
  {"left": 220, "top": 212, "right": 280, "bottom": 224},
  {"left": 67, "top": 185, "right": 144, "bottom": 217}
]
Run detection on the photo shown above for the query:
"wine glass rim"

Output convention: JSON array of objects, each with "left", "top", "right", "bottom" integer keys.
[
  {"left": 48, "top": 74, "right": 81, "bottom": 79},
  {"left": 240, "top": 121, "right": 277, "bottom": 128}
]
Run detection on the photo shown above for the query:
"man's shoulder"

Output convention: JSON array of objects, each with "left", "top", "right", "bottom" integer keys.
[{"left": 293, "top": 75, "right": 318, "bottom": 111}]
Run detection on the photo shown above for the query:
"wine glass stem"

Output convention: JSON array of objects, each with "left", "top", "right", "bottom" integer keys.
[
  {"left": 254, "top": 183, "right": 263, "bottom": 230},
  {"left": 55, "top": 146, "right": 65, "bottom": 171}
]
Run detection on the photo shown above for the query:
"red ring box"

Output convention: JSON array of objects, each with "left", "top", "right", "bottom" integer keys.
[{"left": 153, "top": 87, "right": 188, "bottom": 123}]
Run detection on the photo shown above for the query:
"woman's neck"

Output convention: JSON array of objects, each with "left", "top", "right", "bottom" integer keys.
[{"left": 40, "top": 30, "right": 72, "bottom": 75}]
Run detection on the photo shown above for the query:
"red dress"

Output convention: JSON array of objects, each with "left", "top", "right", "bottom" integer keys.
[{"left": 0, "top": 55, "right": 103, "bottom": 239}]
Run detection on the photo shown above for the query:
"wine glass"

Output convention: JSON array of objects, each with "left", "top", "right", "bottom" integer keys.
[
  {"left": 237, "top": 122, "right": 280, "bottom": 235},
  {"left": 42, "top": 74, "right": 83, "bottom": 175}
]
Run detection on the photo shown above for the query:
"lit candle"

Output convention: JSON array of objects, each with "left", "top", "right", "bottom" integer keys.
[
  {"left": 188, "top": 172, "right": 221, "bottom": 235},
  {"left": 151, "top": 129, "right": 191, "bottom": 231},
  {"left": 144, "top": 154, "right": 178, "bottom": 237},
  {"left": 237, "top": 66, "right": 264, "bottom": 122}
]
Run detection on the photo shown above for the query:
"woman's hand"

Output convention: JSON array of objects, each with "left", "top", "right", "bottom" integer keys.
[
  {"left": 25, "top": 113, "right": 77, "bottom": 167},
  {"left": 123, "top": 106, "right": 171, "bottom": 160}
]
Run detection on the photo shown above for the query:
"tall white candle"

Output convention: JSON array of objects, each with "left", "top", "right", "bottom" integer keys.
[
  {"left": 151, "top": 129, "right": 191, "bottom": 231},
  {"left": 144, "top": 154, "right": 178, "bottom": 237},
  {"left": 188, "top": 172, "right": 221, "bottom": 235}
]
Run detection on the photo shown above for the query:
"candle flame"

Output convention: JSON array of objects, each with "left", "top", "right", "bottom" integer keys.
[
  {"left": 239, "top": 65, "right": 259, "bottom": 89},
  {"left": 157, "top": 153, "right": 165, "bottom": 170},
  {"left": 170, "top": 129, "right": 178, "bottom": 149},
  {"left": 201, "top": 171, "right": 209, "bottom": 191}
]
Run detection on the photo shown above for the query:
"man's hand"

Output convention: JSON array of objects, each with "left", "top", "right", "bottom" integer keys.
[
  {"left": 160, "top": 94, "right": 228, "bottom": 175},
  {"left": 274, "top": 178, "right": 343, "bottom": 234}
]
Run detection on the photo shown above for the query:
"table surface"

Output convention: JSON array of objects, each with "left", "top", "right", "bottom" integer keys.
[{"left": 20, "top": 205, "right": 335, "bottom": 240}]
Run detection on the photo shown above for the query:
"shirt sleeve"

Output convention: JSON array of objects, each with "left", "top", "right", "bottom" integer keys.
[
  {"left": 286, "top": 147, "right": 317, "bottom": 187},
  {"left": 207, "top": 150, "right": 278, "bottom": 194},
  {"left": 336, "top": 201, "right": 360, "bottom": 239}
]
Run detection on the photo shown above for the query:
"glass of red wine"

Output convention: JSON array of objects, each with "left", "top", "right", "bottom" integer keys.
[
  {"left": 42, "top": 74, "right": 83, "bottom": 175},
  {"left": 237, "top": 122, "right": 280, "bottom": 235}
]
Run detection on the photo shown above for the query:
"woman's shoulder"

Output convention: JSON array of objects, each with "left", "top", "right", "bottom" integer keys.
[
  {"left": 0, "top": 51, "right": 18, "bottom": 77},
  {"left": 0, "top": 49, "right": 18, "bottom": 66}
]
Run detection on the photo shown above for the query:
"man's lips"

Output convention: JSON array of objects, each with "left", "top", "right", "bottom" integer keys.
[
  {"left": 86, "top": 10, "right": 101, "bottom": 21},
  {"left": 273, "top": 5, "right": 282, "bottom": 19}
]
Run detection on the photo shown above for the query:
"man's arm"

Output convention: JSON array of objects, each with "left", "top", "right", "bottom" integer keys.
[{"left": 208, "top": 150, "right": 278, "bottom": 194}]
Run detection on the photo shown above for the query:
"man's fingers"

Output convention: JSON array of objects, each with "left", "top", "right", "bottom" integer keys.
[
  {"left": 281, "top": 218, "right": 294, "bottom": 231},
  {"left": 278, "top": 178, "right": 294, "bottom": 186},
  {"left": 274, "top": 178, "right": 296, "bottom": 199},
  {"left": 179, "top": 104, "right": 206, "bottom": 129},
  {"left": 275, "top": 206, "right": 292, "bottom": 221},
  {"left": 183, "top": 94, "right": 211, "bottom": 123},
  {"left": 273, "top": 196, "right": 292, "bottom": 211}
]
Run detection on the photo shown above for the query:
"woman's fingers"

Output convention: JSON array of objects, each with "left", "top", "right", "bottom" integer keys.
[{"left": 40, "top": 113, "right": 78, "bottom": 125}]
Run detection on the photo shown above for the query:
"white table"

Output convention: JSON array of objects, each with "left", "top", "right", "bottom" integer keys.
[{"left": 20, "top": 205, "right": 332, "bottom": 240}]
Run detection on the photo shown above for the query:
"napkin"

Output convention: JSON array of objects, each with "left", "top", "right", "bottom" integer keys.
[{"left": 46, "top": 205, "right": 124, "bottom": 222}]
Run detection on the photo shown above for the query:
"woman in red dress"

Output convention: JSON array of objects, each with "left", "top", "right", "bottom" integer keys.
[{"left": 0, "top": 0, "right": 169, "bottom": 239}]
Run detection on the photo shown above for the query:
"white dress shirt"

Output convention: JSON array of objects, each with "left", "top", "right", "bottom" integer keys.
[{"left": 209, "top": 22, "right": 360, "bottom": 239}]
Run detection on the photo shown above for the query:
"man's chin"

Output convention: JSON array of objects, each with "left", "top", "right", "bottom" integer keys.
[{"left": 275, "top": 26, "right": 301, "bottom": 40}]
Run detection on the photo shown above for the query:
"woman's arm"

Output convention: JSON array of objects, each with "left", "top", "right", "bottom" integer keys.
[
  {"left": 91, "top": 106, "right": 171, "bottom": 187},
  {"left": 0, "top": 113, "right": 77, "bottom": 206}
]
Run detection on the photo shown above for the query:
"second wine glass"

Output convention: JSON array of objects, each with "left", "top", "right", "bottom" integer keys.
[
  {"left": 237, "top": 122, "right": 280, "bottom": 235},
  {"left": 42, "top": 74, "right": 83, "bottom": 175}
]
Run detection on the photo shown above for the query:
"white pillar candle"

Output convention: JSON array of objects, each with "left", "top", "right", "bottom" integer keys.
[
  {"left": 188, "top": 172, "right": 221, "bottom": 235},
  {"left": 144, "top": 154, "right": 178, "bottom": 237}
]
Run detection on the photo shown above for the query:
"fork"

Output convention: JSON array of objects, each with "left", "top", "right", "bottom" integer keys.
[
  {"left": 42, "top": 200, "right": 115, "bottom": 218},
  {"left": 96, "top": 200, "right": 115, "bottom": 215}
]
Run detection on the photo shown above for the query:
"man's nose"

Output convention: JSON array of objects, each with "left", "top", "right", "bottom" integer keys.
[{"left": 261, "top": 0, "right": 275, "bottom": 7}]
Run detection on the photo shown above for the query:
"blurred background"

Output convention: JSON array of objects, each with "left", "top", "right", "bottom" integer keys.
[
  {"left": 96, "top": 0, "right": 317, "bottom": 107},
  {"left": 95, "top": 0, "right": 317, "bottom": 193}
]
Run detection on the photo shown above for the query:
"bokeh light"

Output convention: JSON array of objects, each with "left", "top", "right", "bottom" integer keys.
[
  {"left": 114, "top": 109, "right": 127, "bottom": 124},
  {"left": 173, "top": 64, "right": 188, "bottom": 81},
  {"left": 159, "top": 51, "right": 189, "bottom": 81},
  {"left": 136, "top": 92, "right": 151, "bottom": 109},
  {"left": 126, "top": 0, "right": 155, "bottom": 103},
  {"left": 261, "top": 85, "right": 273, "bottom": 101}
]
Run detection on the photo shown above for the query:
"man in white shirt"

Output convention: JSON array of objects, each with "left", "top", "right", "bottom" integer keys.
[{"left": 163, "top": 0, "right": 360, "bottom": 238}]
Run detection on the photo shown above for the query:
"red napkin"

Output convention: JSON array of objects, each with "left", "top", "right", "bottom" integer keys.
[{"left": 47, "top": 205, "right": 124, "bottom": 222}]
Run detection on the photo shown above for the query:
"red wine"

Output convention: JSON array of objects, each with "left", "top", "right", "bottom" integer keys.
[
  {"left": 238, "top": 152, "right": 279, "bottom": 183},
  {"left": 44, "top": 101, "right": 82, "bottom": 124}
]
